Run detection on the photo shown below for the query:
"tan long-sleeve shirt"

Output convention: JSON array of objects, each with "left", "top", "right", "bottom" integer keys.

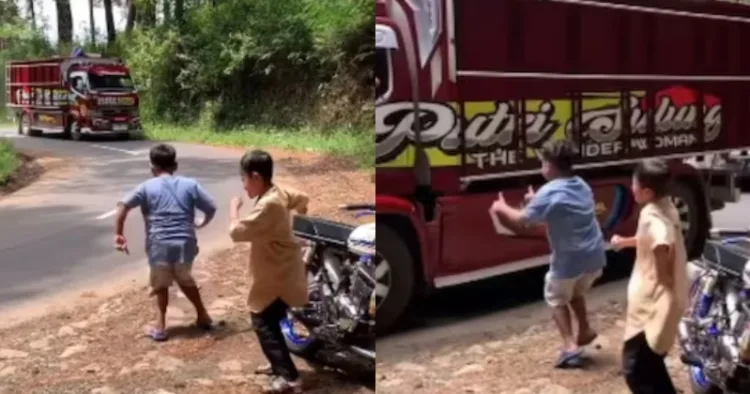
[
  {"left": 229, "top": 185, "right": 309, "bottom": 313},
  {"left": 624, "top": 198, "right": 689, "bottom": 355}
]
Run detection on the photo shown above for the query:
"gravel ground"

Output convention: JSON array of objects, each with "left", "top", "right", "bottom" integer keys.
[
  {"left": 0, "top": 151, "right": 374, "bottom": 394},
  {"left": 377, "top": 302, "right": 693, "bottom": 394}
]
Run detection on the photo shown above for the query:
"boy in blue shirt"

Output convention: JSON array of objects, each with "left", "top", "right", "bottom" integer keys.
[
  {"left": 114, "top": 144, "right": 217, "bottom": 341},
  {"left": 491, "top": 139, "right": 606, "bottom": 368}
]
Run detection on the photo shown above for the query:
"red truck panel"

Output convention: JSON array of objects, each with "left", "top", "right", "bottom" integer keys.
[{"left": 449, "top": 0, "right": 750, "bottom": 178}]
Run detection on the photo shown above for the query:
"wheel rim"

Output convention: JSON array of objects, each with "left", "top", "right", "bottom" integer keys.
[
  {"left": 670, "top": 195, "right": 691, "bottom": 237},
  {"left": 375, "top": 253, "right": 392, "bottom": 310}
]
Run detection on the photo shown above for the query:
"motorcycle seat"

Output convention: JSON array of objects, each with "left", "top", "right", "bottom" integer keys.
[
  {"left": 701, "top": 238, "right": 750, "bottom": 277},
  {"left": 293, "top": 215, "right": 355, "bottom": 246}
]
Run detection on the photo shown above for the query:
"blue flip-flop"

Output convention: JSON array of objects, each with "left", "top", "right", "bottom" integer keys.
[
  {"left": 555, "top": 349, "right": 584, "bottom": 369},
  {"left": 147, "top": 328, "right": 168, "bottom": 342}
]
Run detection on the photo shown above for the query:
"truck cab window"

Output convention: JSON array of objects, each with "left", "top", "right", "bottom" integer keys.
[
  {"left": 88, "top": 74, "right": 134, "bottom": 90},
  {"left": 376, "top": 48, "right": 392, "bottom": 104},
  {"left": 71, "top": 77, "right": 85, "bottom": 92}
]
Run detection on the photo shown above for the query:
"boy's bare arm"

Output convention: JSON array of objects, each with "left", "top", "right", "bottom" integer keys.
[
  {"left": 611, "top": 235, "right": 637, "bottom": 249},
  {"left": 114, "top": 203, "right": 130, "bottom": 236}
]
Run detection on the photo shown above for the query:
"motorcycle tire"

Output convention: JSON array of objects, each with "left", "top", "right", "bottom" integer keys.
[
  {"left": 376, "top": 222, "right": 415, "bottom": 336},
  {"left": 689, "top": 366, "right": 723, "bottom": 394},
  {"left": 280, "top": 314, "right": 320, "bottom": 357}
]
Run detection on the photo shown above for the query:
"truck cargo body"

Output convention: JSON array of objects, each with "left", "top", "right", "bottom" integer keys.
[{"left": 374, "top": 0, "right": 750, "bottom": 334}]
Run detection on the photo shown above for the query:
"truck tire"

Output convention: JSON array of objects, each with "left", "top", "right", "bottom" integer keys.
[
  {"left": 376, "top": 223, "right": 415, "bottom": 336},
  {"left": 671, "top": 180, "right": 708, "bottom": 259},
  {"left": 69, "top": 122, "right": 83, "bottom": 141},
  {"left": 18, "top": 113, "right": 40, "bottom": 137}
]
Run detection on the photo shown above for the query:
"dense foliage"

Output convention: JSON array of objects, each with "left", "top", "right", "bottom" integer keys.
[{"left": 1, "top": 0, "right": 373, "bottom": 132}]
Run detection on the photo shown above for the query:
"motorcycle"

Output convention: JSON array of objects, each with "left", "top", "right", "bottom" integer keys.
[
  {"left": 679, "top": 228, "right": 750, "bottom": 394},
  {"left": 280, "top": 204, "right": 376, "bottom": 376}
]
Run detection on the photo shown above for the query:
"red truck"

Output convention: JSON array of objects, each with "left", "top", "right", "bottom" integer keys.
[
  {"left": 375, "top": 0, "right": 750, "bottom": 334},
  {"left": 5, "top": 54, "right": 142, "bottom": 140}
]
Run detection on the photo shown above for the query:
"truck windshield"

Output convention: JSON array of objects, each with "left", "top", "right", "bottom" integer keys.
[{"left": 88, "top": 73, "right": 135, "bottom": 90}]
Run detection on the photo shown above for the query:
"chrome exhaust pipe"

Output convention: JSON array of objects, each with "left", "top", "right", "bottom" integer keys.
[{"left": 350, "top": 346, "right": 375, "bottom": 360}]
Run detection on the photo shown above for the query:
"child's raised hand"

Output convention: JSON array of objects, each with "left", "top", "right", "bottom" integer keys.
[
  {"left": 230, "top": 196, "right": 244, "bottom": 212},
  {"left": 610, "top": 234, "right": 626, "bottom": 250},
  {"left": 524, "top": 185, "right": 535, "bottom": 203}
]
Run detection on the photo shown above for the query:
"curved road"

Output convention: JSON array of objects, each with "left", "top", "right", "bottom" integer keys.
[{"left": 0, "top": 127, "right": 251, "bottom": 314}]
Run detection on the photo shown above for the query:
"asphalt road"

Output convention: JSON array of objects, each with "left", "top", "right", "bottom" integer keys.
[
  {"left": 378, "top": 190, "right": 750, "bottom": 361},
  {"left": 0, "top": 128, "right": 250, "bottom": 311}
]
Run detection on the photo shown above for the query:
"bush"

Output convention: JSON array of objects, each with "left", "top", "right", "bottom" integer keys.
[
  {"left": 117, "top": 0, "right": 372, "bottom": 130},
  {"left": 0, "top": 138, "right": 19, "bottom": 185}
]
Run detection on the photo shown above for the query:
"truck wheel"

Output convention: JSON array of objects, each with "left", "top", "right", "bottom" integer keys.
[
  {"left": 18, "top": 113, "right": 40, "bottom": 137},
  {"left": 70, "top": 122, "right": 83, "bottom": 141},
  {"left": 376, "top": 223, "right": 415, "bottom": 336},
  {"left": 671, "top": 180, "right": 708, "bottom": 259}
]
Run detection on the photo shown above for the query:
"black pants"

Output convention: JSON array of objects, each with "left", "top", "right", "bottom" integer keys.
[
  {"left": 622, "top": 332, "right": 677, "bottom": 394},
  {"left": 251, "top": 298, "right": 300, "bottom": 381}
]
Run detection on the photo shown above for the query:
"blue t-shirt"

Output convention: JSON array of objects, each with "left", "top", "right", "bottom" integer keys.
[
  {"left": 120, "top": 175, "right": 217, "bottom": 265},
  {"left": 522, "top": 176, "right": 606, "bottom": 279}
]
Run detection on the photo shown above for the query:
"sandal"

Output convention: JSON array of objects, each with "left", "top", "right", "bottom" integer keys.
[
  {"left": 554, "top": 349, "right": 584, "bottom": 369},
  {"left": 146, "top": 327, "right": 168, "bottom": 342},
  {"left": 264, "top": 376, "right": 303, "bottom": 393},
  {"left": 255, "top": 363, "right": 273, "bottom": 375}
]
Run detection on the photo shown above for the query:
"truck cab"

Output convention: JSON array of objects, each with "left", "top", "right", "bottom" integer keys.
[{"left": 375, "top": 0, "right": 750, "bottom": 334}]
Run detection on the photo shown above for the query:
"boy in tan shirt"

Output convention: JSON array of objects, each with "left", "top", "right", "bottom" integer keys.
[
  {"left": 611, "top": 159, "right": 689, "bottom": 394},
  {"left": 229, "top": 150, "right": 309, "bottom": 394}
]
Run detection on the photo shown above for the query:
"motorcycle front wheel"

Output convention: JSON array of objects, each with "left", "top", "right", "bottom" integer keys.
[
  {"left": 689, "top": 366, "right": 723, "bottom": 394},
  {"left": 280, "top": 311, "right": 320, "bottom": 356}
]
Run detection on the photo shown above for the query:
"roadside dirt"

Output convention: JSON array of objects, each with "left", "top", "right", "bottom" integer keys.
[
  {"left": 0, "top": 154, "right": 45, "bottom": 198},
  {"left": 377, "top": 302, "right": 692, "bottom": 394},
  {"left": 0, "top": 150, "right": 374, "bottom": 394}
]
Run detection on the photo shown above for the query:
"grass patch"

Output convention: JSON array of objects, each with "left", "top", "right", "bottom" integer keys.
[
  {"left": 145, "top": 123, "right": 372, "bottom": 169},
  {"left": 0, "top": 138, "right": 19, "bottom": 185}
]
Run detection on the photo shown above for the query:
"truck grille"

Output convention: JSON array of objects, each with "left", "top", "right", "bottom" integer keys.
[{"left": 100, "top": 107, "right": 132, "bottom": 117}]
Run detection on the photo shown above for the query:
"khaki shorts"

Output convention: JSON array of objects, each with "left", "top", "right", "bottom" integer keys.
[
  {"left": 149, "top": 263, "right": 196, "bottom": 290},
  {"left": 544, "top": 269, "right": 603, "bottom": 307}
]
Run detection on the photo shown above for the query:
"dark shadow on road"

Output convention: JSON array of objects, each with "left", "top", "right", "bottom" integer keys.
[{"left": 387, "top": 250, "right": 635, "bottom": 336}]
